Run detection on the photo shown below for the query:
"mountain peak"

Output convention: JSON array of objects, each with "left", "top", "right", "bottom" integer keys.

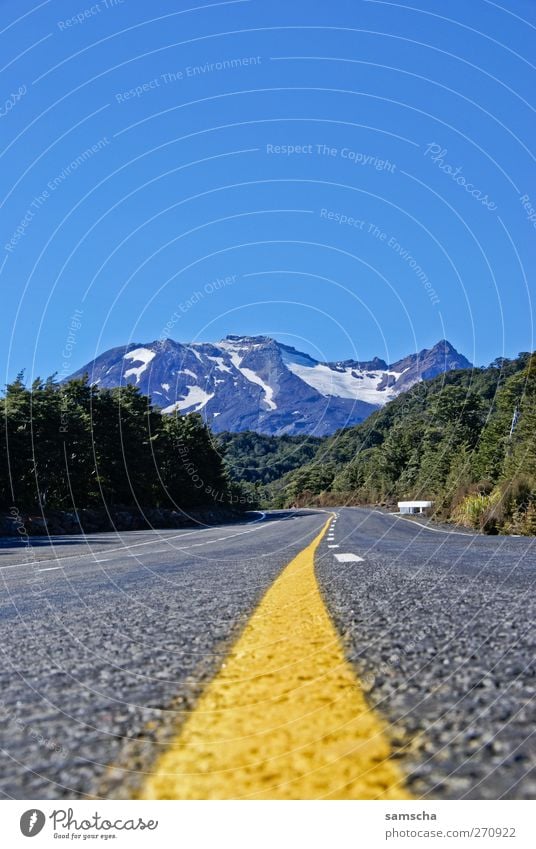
[
  {"left": 223, "top": 334, "right": 274, "bottom": 345},
  {"left": 68, "top": 336, "right": 472, "bottom": 436},
  {"left": 431, "top": 339, "right": 458, "bottom": 352}
]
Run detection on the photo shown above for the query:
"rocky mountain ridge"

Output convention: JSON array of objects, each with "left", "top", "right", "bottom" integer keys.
[{"left": 68, "top": 336, "right": 472, "bottom": 436}]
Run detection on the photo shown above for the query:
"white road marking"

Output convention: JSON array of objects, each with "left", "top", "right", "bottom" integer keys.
[
  {"left": 250, "top": 511, "right": 267, "bottom": 523},
  {"left": 371, "top": 509, "right": 474, "bottom": 536},
  {"left": 334, "top": 553, "right": 364, "bottom": 563},
  {"left": 0, "top": 512, "right": 272, "bottom": 571},
  {"left": 37, "top": 566, "right": 62, "bottom": 572},
  {"left": 328, "top": 544, "right": 340, "bottom": 548}
]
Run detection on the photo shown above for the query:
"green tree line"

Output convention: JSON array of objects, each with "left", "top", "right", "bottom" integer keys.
[{"left": 0, "top": 374, "right": 239, "bottom": 513}]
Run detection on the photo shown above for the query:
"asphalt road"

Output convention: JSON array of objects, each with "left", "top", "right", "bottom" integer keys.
[
  {"left": 316, "top": 508, "right": 536, "bottom": 799},
  {"left": 0, "top": 507, "right": 534, "bottom": 799},
  {"left": 0, "top": 510, "right": 326, "bottom": 799}
]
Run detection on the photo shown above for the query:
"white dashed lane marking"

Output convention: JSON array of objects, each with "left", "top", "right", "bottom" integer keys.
[{"left": 334, "top": 553, "right": 365, "bottom": 563}]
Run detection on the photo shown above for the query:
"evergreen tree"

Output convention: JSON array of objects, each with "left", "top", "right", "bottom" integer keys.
[{"left": 0, "top": 376, "right": 240, "bottom": 514}]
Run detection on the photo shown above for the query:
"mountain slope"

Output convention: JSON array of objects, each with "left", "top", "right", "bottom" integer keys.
[
  {"left": 217, "top": 431, "right": 323, "bottom": 485},
  {"left": 68, "top": 336, "right": 472, "bottom": 436},
  {"left": 272, "top": 352, "right": 536, "bottom": 534}
]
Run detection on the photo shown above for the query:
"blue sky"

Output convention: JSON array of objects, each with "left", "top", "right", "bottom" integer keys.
[{"left": 1, "top": 0, "right": 535, "bottom": 382}]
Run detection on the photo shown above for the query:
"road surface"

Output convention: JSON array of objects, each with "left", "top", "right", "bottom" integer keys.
[{"left": 0, "top": 508, "right": 534, "bottom": 799}]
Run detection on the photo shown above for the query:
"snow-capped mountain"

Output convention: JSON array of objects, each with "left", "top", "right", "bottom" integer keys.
[{"left": 68, "top": 336, "right": 472, "bottom": 436}]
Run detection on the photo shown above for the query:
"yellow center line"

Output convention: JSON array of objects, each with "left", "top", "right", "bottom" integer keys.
[{"left": 138, "top": 516, "right": 410, "bottom": 800}]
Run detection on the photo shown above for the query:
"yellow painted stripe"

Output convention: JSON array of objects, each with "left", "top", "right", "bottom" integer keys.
[{"left": 139, "top": 517, "right": 410, "bottom": 800}]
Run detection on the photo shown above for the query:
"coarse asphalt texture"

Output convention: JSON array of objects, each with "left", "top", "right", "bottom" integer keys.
[
  {"left": 0, "top": 510, "right": 325, "bottom": 799},
  {"left": 0, "top": 507, "right": 534, "bottom": 799},
  {"left": 316, "top": 508, "right": 536, "bottom": 800}
]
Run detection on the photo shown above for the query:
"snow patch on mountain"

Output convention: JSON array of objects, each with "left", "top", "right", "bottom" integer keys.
[
  {"left": 285, "top": 360, "right": 397, "bottom": 403},
  {"left": 123, "top": 347, "right": 156, "bottom": 382},
  {"left": 207, "top": 355, "right": 232, "bottom": 373},
  {"left": 187, "top": 345, "right": 203, "bottom": 362},
  {"left": 162, "top": 385, "right": 214, "bottom": 414},
  {"left": 238, "top": 366, "right": 277, "bottom": 410}
]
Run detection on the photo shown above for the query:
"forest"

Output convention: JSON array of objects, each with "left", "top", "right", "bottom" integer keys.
[
  {"left": 265, "top": 352, "right": 536, "bottom": 535},
  {"left": 0, "top": 374, "right": 239, "bottom": 516},
  {"left": 216, "top": 431, "right": 321, "bottom": 483}
]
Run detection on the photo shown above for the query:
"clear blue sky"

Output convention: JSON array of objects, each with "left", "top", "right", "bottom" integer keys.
[{"left": 1, "top": 0, "right": 535, "bottom": 382}]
